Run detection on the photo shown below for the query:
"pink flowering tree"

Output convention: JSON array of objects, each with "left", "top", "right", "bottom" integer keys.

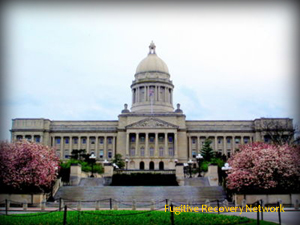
[
  {"left": 0, "top": 140, "right": 60, "bottom": 193},
  {"left": 226, "top": 142, "right": 300, "bottom": 193}
]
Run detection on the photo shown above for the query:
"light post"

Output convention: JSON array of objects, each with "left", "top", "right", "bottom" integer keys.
[
  {"left": 196, "top": 154, "right": 203, "bottom": 177},
  {"left": 188, "top": 159, "right": 193, "bottom": 178},
  {"left": 125, "top": 159, "right": 129, "bottom": 170},
  {"left": 89, "top": 153, "right": 96, "bottom": 177},
  {"left": 221, "top": 163, "right": 232, "bottom": 195}
]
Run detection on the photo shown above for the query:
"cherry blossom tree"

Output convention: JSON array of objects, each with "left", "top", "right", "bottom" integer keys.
[
  {"left": 226, "top": 142, "right": 300, "bottom": 193},
  {"left": 0, "top": 140, "right": 59, "bottom": 192}
]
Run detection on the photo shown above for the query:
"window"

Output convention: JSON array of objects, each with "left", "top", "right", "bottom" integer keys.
[
  {"left": 168, "top": 148, "right": 174, "bottom": 156},
  {"left": 25, "top": 135, "right": 31, "bottom": 141},
  {"left": 99, "top": 150, "right": 104, "bottom": 158},
  {"left": 56, "top": 138, "right": 61, "bottom": 144},
  {"left": 130, "top": 148, "right": 135, "bottom": 156},
  {"left": 218, "top": 149, "right": 222, "bottom": 153},
  {"left": 73, "top": 138, "right": 78, "bottom": 144},
  {"left": 192, "top": 138, "right": 196, "bottom": 144},
  {"left": 131, "top": 136, "right": 136, "bottom": 142},
  {"left": 56, "top": 151, "right": 61, "bottom": 157},
  {"left": 108, "top": 138, "right": 112, "bottom": 144},
  {"left": 235, "top": 138, "right": 240, "bottom": 144},
  {"left": 90, "top": 151, "right": 95, "bottom": 156},
  {"left": 140, "top": 147, "right": 145, "bottom": 157},
  {"left": 82, "top": 138, "right": 86, "bottom": 144},
  {"left": 99, "top": 138, "right": 104, "bottom": 144},
  {"left": 227, "top": 139, "right": 231, "bottom": 144},
  {"left": 168, "top": 136, "right": 173, "bottom": 143},
  {"left": 35, "top": 136, "right": 40, "bottom": 143},
  {"left": 140, "top": 136, "right": 145, "bottom": 142},
  {"left": 227, "top": 150, "right": 231, "bottom": 158},
  {"left": 192, "top": 151, "right": 196, "bottom": 158},
  {"left": 244, "top": 138, "right": 249, "bottom": 144},
  {"left": 91, "top": 138, "right": 95, "bottom": 144},
  {"left": 17, "top": 135, "right": 22, "bottom": 140},
  {"left": 64, "top": 150, "right": 69, "bottom": 159},
  {"left": 149, "top": 147, "right": 154, "bottom": 156},
  {"left": 159, "top": 147, "right": 164, "bottom": 156},
  {"left": 264, "top": 136, "right": 269, "bottom": 143},
  {"left": 65, "top": 138, "right": 69, "bottom": 144},
  {"left": 218, "top": 138, "right": 222, "bottom": 144},
  {"left": 108, "top": 151, "right": 112, "bottom": 159},
  {"left": 149, "top": 136, "right": 154, "bottom": 142}
]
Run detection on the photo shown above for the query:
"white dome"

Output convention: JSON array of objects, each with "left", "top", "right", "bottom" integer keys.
[
  {"left": 135, "top": 42, "right": 169, "bottom": 74},
  {"left": 136, "top": 54, "right": 169, "bottom": 74}
]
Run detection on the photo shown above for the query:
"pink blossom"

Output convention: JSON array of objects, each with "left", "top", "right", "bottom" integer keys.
[
  {"left": 226, "top": 142, "right": 300, "bottom": 192},
  {"left": 0, "top": 140, "right": 59, "bottom": 191}
]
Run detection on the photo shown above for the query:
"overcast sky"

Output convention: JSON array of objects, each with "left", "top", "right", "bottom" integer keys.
[{"left": 0, "top": 1, "right": 298, "bottom": 141}]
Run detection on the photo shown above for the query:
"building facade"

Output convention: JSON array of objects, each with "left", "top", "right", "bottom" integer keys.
[{"left": 10, "top": 42, "right": 293, "bottom": 170}]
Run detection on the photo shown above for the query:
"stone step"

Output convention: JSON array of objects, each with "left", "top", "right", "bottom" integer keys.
[{"left": 54, "top": 186, "right": 226, "bottom": 202}]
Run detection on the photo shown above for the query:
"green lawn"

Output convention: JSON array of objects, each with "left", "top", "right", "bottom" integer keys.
[{"left": 0, "top": 210, "right": 277, "bottom": 225}]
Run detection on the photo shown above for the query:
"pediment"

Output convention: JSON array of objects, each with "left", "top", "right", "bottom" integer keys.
[{"left": 126, "top": 118, "right": 178, "bottom": 129}]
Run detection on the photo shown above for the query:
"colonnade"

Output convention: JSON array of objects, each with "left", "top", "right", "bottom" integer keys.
[
  {"left": 132, "top": 85, "right": 173, "bottom": 104},
  {"left": 125, "top": 132, "right": 178, "bottom": 158},
  {"left": 188, "top": 135, "right": 253, "bottom": 158},
  {"left": 51, "top": 135, "right": 116, "bottom": 159}
]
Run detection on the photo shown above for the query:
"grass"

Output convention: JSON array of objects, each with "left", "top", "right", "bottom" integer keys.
[{"left": 0, "top": 210, "right": 278, "bottom": 225}]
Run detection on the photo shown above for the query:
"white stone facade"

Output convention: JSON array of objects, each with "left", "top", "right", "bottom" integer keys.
[{"left": 10, "top": 42, "right": 293, "bottom": 170}]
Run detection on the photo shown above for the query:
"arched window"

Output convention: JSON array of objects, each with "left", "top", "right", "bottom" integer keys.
[
  {"left": 140, "top": 161, "right": 145, "bottom": 170},
  {"left": 149, "top": 161, "right": 154, "bottom": 170},
  {"left": 159, "top": 161, "right": 164, "bottom": 170}
]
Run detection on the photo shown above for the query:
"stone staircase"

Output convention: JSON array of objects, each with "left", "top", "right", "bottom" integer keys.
[{"left": 53, "top": 177, "right": 226, "bottom": 203}]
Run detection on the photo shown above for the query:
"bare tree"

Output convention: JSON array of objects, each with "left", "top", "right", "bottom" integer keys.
[{"left": 262, "top": 120, "right": 297, "bottom": 145}]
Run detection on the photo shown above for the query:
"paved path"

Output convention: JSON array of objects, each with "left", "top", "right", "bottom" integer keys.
[{"left": 224, "top": 210, "right": 300, "bottom": 225}]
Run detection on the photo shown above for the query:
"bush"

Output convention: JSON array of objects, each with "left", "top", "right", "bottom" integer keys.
[{"left": 59, "top": 159, "right": 104, "bottom": 174}]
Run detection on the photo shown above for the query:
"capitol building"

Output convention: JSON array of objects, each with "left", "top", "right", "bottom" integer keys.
[{"left": 10, "top": 42, "right": 293, "bottom": 170}]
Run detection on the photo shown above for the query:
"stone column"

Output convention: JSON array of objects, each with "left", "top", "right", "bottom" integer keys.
[
  {"left": 165, "top": 87, "right": 168, "bottom": 103},
  {"left": 158, "top": 86, "right": 160, "bottom": 101},
  {"left": 165, "top": 133, "right": 168, "bottom": 157},
  {"left": 78, "top": 136, "right": 81, "bottom": 150},
  {"left": 174, "top": 132, "right": 178, "bottom": 158},
  {"left": 60, "top": 136, "right": 63, "bottom": 152},
  {"left": 144, "top": 86, "right": 147, "bottom": 102},
  {"left": 136, "top": 133, "right": 139, "bottom": 156},
  {"left": 155, "top": 133, "right": 158, "bottom": 156},
  {"left": 232, "top": 136, "right": 235, "bottom": 153},
  {"left": 87, "top": 136, "right": 90, "bottom": 153},
  {"left": 112, "top": 136, "right": 115, "bottom": 158},
  {"left": 137, "top": 87, "right": 139, "bottom": 103},
  {"left": 132, "top": 89, "right": 134, "bottom": 104},
  {"left": 223, "top": 136, "right": 226, "bottom": 155},
  {"left": 95, "top": 136, "right": 99, "bottom": 158},
  {"left": 69, "top": 136, "right": 73, "bottom": 153},
  {"left": 104, "top": 136, "right": 107, "bottom": 158},
  {"left": 197, "top": 136, "right": 201, "bottom": 153},
  {"left": 145, "top": 132, "right": 149, "bottom": 156},
  {"left": 188, "top": 135, "right": 192, "bottom": 159},
  {"left": 126, "top": 133, "right": 129, "bottom": 156},
  {"left": 214, "top": 136, "right": 217, "bottom": 151}
]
